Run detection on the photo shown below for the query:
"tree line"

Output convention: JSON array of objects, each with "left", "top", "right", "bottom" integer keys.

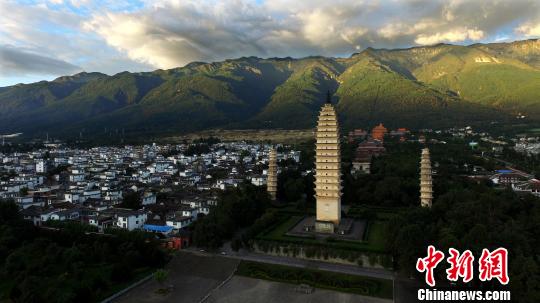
[
  {"left": 0, "top": 200, "right": 167, "bottom": 302},
  {"left": 191, "top": 182, "right": 270, "bottom": 249}
]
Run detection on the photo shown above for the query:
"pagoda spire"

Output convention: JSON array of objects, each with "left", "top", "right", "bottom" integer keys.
[
  {"left": 420, "top": 148, "right": 433, "bottom": 208},
  {"left": 326, "top": 90, "right": 332, "bottom": 104}
]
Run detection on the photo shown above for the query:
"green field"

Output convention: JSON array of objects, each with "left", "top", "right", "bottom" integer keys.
[{"left": 236, "top": 260, "right": 393, "bottom": 299}]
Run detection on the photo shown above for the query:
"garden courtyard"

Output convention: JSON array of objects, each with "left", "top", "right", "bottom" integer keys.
[{"left": 250, "top": 205, "right": 398, "bottom": 269}]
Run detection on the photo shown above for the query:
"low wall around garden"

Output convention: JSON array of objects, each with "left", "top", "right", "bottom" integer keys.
[{"left": 251, "top": 241, "right": 392, "bottom": 269}]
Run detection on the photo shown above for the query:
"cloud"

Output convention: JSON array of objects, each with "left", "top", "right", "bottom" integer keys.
[
  {"left": 296, "top": 7, "right": 368, "bottom": 50},
  {"left": 0, "top": 0, "right": 152, "bottom": 85},
  {"left": 0, "top": 45, "right": 82, "bottom": 76},
  {"left": 83, "top": 1, "right": 304, "bottom": 68},
  {"left": 81, "top": 0, "right": 540, "bottom": 70},
  {"left": 2, "top": 0, "right": 540, "bottom": 86},
  {"left": 516, "top": 22, "right": 540, "bottom": 37},
  {"left": 415, "top": 28, "right": 485, "bottom": 45}
]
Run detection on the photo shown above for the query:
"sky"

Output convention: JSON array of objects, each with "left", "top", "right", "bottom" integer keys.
[{"left": 1, "top": 0, "right": 540, "bottom": 87}]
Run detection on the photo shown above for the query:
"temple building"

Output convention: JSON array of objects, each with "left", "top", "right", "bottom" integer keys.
[
  {"left": 347, "top": 129, "right": 368, "bottom": 144},
  {"left": 371, "top": 123, "right": 388, "bottom": 141},
  {"left": 351, "top": 139, "right": 386, "bottom": 174},
  {"left": 314, "top": 93, "right": 342, "bottom": 233},
  {"left": 267, "top": 148, "right": 277, "bottom": 200},
  {"left": 420, "top": 148, "right": 433, "bottom": 207}
]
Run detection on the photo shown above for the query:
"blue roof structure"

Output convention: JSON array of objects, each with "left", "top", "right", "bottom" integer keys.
[
  {"left": 497, "top": 170, "right": 513, "bottom": 174},
  {"left": 143, "top": 224, "right": 173, "bottom": 233}
]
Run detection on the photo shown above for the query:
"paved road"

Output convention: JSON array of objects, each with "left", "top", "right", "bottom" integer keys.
[
  {"left": 204, "top": 276, "right": 393, "bottom": 303},
  {"left": 113, "top": 253, "right": 239, "bottom": 303},
  {"left": 185, "top": 247, "right": 394, "bottom": 280},
  {"left": 114, "top": 249, "right": 399, "bottom": 303},
  {"left": 393, "top": 276, "right": 423, "bottom": 303}
]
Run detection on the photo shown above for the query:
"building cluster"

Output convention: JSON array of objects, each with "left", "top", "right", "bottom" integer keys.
[
  {"left": 489, "top": 169, "right": 540, "bottom": 197},
  {"left": 441, "top": 126, "right": 539, "bottom": 197},
  {"left": 514, "top": 136, "right": 540, "bottom": 155},
  {"left": 0, "top": 142, "right": 299, "bottom": 235},
  {"left": 433, "top": 126, "right": 540, "bottom": 198}
]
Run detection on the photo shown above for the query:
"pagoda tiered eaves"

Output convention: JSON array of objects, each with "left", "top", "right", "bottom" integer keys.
[
  {"left": 315, "top": 103, "right": 342, "bottom": 229},
  {"left": 420, "top": 148, "right": 433, "bottom": 208},
  {"left": 267, "top": 148, "right": 277, "bottom": 200}
]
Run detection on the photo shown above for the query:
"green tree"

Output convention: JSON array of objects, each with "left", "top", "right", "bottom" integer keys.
[
  {"left": 119, "top": 191, "right": 141, "bottom": 210},
  {"left": 0, "top": 199, "right": 21, "bottom": 223},
  {"left": 154, "top": 269, "right": 169, "bottom": 286},
  {"left": 192, "top": 183, "right": 270, "bottom": 249},
  {"left": 19, "top": 187, "right": 28, "bottom": 196}
]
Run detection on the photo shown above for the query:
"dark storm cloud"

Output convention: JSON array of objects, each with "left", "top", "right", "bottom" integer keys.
[{"left": 0, "top": 45, "right": 82, "bottom": 76}]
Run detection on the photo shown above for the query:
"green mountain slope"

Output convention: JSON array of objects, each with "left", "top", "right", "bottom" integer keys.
[
  {"left": 253, "top": 57, "right": 342, "bottom": 128},
  {"left": 362, "top": 43, "right": 540, "bottom": 114},
  {"left": 335, "top": 52, "right": 503, "bottom": 129},
  {"left": 0, "top": 39, "right": 539, "bottom": 138},
  {"left": 407, "top": 45, "right": 540, "bottom": 115},
  {"left": 0, "top": 72, "right": 163, "bottom": 132},
  {"left": 473, "top": 39, "right": 540, "bottom": 69},
  {"left": 73, "top": 58, "right": 294, "bottom": 134},
  {"left": 0, "top": 72, "right": 106, "bottom": 116}
]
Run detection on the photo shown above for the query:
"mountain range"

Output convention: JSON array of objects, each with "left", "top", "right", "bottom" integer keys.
[{"left": 2, "top": 39, "right": 540, "bottom": 139}]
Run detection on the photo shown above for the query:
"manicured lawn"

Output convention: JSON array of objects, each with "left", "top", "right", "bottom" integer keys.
[
  {"left": 264, "top": 215, "right": 304, "bottom": 239},
  {"left": 256, "top": 213, "right": 389, "bottom": 253},
  {"left": 236, "top": 260, "right": 393, "bottom": 299},
  {"left": 364, "top": 221, "right": 387, "bottom": 252}
]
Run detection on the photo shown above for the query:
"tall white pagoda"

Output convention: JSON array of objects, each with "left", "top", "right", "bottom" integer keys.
[
  {"left": 314, "top": 92, "right": 342, "bottom": 233},
  {"left": 420, "top": 148, "right": 433, "bottom": 208},
  {"left": 267, "top": 147, "right": 277, "bottom": 200}
]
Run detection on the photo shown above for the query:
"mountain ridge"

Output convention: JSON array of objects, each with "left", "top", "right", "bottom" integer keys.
[{"left": 1, "top": 39, "right": 539, "bottom": 139}]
